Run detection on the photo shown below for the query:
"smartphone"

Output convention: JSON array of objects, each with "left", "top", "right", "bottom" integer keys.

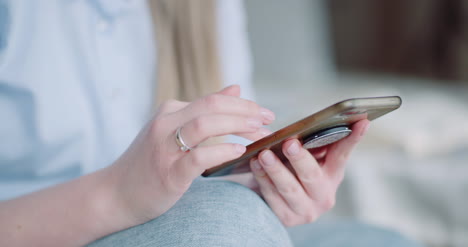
[{"left": 202, "top": 96, "right": 402, "bottom": 177}]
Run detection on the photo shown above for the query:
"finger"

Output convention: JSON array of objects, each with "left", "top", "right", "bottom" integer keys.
[
  {"left": 283, "top": 139, "right": 329, "bottom": 199},
  {"left": 158, "top": 85, "right": 240, "bottom": 116},
  {"left": 217, "top": 86, "right": 274, "bottom": 127},
  {"left": 176, "top": 92, "right": 275, "bottom": 125},
  {"left": 171, "top": 143, "right": 246, "bottom": 185},
  {"left": 250, "top": 158, "right": 293, "bottom": 217},
  {"left": 258, "top": 150, "right": 311, "bottom": 214},
  {"left": 282, "top": 139, "right": 324, "bottom": 196},
  {"left": 323, "top": 119, "right": 370, "bottom": 178},
  {"left": 284, "top": 140, "right": 339, "bottom": 216},
  {"left": 216, "top": 85, "right": 273, "bottom": 141},
  {"left": 235, "top": 128, "right": 272, "bottom": 142},
  {"left": 181, "top": 115, "right": 264, "bottom": 147}
]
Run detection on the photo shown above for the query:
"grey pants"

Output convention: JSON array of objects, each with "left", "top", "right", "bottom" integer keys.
[{"left": 88, "top": 179, "right": 422, "bottom": 247}]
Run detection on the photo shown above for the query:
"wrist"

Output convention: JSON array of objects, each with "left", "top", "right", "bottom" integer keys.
[{"left": 89, "top": 165, "right": 140, "bottom": 236}]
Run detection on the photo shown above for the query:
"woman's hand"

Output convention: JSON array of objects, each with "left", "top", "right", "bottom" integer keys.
[
  {"left": 220, "top": 120, "right": 370, "bottom": 227},
  {"left": 0, "top": 85, "right": 276, "bottom": 247},
  {"left": 107, "top": 85, "right": 275, "bottom": 224}
]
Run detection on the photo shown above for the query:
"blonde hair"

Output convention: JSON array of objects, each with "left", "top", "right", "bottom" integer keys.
[{"left": 150, "top": 0, "right": 222, "bottom": 105}]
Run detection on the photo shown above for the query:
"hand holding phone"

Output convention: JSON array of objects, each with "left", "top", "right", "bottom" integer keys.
[
  {"left": 210, "top": 96, "right": 400, "bottom": 227},
  {"left": 204, "top": 96, "right": 401, "bottom": 176},
  {"left": 248, "top": 119, "right": 371, "bottom": 226}
]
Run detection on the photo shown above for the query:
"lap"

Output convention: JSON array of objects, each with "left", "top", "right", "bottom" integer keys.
[
  {"left": 89, "top": 178, "right": 422, "bottom": 247},
  {"left": 88, "top": 178, "right": 292, "bottom": 247}
]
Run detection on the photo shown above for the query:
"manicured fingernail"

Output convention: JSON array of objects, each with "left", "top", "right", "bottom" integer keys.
[
  {"left": 247, "top": 118, "right": 263, "bottom": 129},
  {"left": 260, "top": 108, "right": 275, "bottom": 122},
  {"left": 251, "top": 159, "right": 262, "bottom": 171},
  {"left": 235, "top": 144, "right": 247, "bottom": 154},
  {"left": 260, "top": 150, "right": 276, "bottom": 166},
  {"left": 287, "top": 141, "right": 300, "bottom": 156},
  {"left": 361, "top": 123, "right": 370, "bottom": 136},
  {"left": 259, "top": 128, "right": 273, "bottom": 137}
]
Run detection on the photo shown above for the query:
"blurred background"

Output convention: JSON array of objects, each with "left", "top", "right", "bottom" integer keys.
[{"left": 244, "top": 1, "right": 468, "bottom": 247}]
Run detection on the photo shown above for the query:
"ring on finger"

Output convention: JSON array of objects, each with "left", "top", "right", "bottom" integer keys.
[{"left": 175, "top": 126, "right": 196, "bottom": 152}]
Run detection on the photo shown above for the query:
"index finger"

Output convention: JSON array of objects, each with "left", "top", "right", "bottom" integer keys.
[{"left": 175, "top": 90, "right": 275, "bottom": 125}]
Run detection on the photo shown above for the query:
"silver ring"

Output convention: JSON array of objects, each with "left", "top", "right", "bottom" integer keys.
[{"left": 175, "top": 127, "right": 194, "bottom": 152}]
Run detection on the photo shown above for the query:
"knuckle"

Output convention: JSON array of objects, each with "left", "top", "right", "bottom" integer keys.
[
  {"left": 300, "top": 169, "right": 323, "bottom": 184},
  {"left": 262, "top": 184, "right": 276, "bottom": 195},
  {"left": 158, "top": 102, "right": 170, "bottom": 114},
  {"left": 280, "top": 213, "right": 297, "bottom": 227},
  {"left": 287, "top": 148, "right": 307, "bottom": 161},
  {"left": 277, "top": 185, "right": 300, "bottom": 195},
  {"left": 149, "top": 117, "right": 166, "bottom": 136},
  {"left": 204, "top": 94, "right": 223, "bottom": 112},
  {"left": 159, "top": 99, "right": 177, "bottom": 113},
  {"left": 335, "top": 172, "right": 345, "bottom": 184},
  {"left": 192, "top": 116, "right": 208, "bottom": 136},
  {"left": 321, "top": 196, "right": 336, "bottom": 211},
  {"left": 303, "top": 211, "right": 318, "bottom": 224},
  {"left": 266, "top": 165, "right": 281, "bottom": 175},
  {"left": 246, "top": 100, "right": 260, "bottom": 114}
]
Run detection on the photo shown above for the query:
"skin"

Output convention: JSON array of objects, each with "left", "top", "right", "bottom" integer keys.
[
  {"left": 0, "top": 85, "right": 369, "bottom": 246},
  {"left": 218, "top": 115, "right": 370, "bottom": 227},
  {"left": 255, "top": 120, "right": 368, "bottom": 226}
]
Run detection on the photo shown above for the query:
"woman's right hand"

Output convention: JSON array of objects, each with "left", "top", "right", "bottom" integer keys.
[{"left": 106, "top": 85, "right": 275, "bottom": 225}]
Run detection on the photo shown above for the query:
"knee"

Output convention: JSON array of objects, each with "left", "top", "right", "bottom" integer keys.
[
  {"left": 89, "top": 179, "right": 292, "bottom": 247},
  {"left": 175, "top": 178, "right": 271, "bottom": 219},
  {"left": 156, "top": 179, "right": 292, "bottom": 246}
]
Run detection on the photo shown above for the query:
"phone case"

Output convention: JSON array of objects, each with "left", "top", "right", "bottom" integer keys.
[{"left": 203, "top": 96, "right": 402, "bottom": 176}]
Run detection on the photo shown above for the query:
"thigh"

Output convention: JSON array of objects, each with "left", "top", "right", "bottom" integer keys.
[
  {"left": 288, "top": 220, "right": 424, "bottom": 247},
  {"left": 88, "top": 179, "right": 292, "bottom": 247}
]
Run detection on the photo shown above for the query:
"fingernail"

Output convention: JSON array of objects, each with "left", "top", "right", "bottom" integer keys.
[
  {"left": 361, "top": 123, "right": 370, "bottom": 136},
  {"left": 260, "top": 108, "right": 275, "bottom": 122},
  {"left": 260, "top": 150, "right": 276, "bottom": 166},
  {"left": 251, "top": 159, "right": 262, "bottom": 171},
  {"left": 259, "top": 128, "right": 273, "bottom": 137},
  {"left": 251, "top": 159, "right": 265, "bottom": 176},
  {"left": 287, "top": 141, "right": 300, "bottom": 156},
  {"left": 235, "top": 144, "right": 247, "bottom": 154},
  {"left": 247, "top": 118, "right": 263, "bottom": 129}
]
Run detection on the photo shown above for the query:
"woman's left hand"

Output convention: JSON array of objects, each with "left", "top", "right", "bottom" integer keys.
[{"left": 219, "top": 119, "right": 370, "bottom": 227}]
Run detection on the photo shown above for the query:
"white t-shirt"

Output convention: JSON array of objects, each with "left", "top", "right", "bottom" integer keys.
[{"left": 0, "top": 0, "right": 253, "bottom": 200}]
